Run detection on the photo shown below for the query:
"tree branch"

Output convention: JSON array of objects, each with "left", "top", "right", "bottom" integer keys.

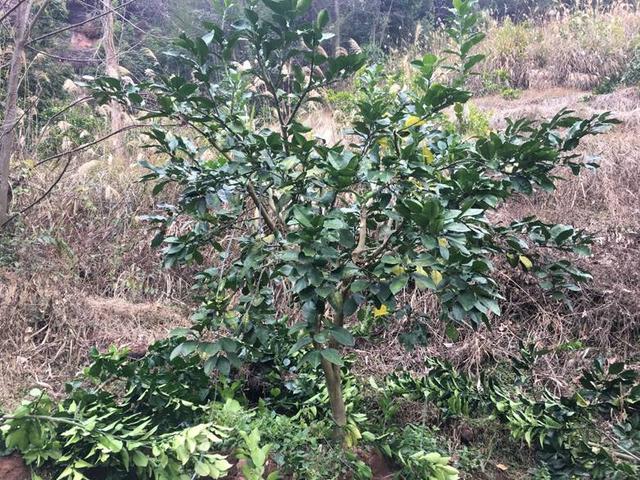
[
  {"left": 1, "top": 153, "right": 72, "bottom": 228},
  {"left": 351, "top": 205, "right": 368, "bottom": 260},
  {"left": 0, "top": 0, "right": 30, "bottom": 25},
  {"left": 35, "top": 123, "right": 151, "bottom": 167},
  {"left": 247, "top": 180, "right": 281, "bottom": 235}
]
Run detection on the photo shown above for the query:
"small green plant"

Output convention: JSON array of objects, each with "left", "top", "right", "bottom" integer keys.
[
  {"left": 528, "top": 464, "right": 552, "bottom": 480},
  {"left": 445, "top": 102, "right": 492, "bottom": 137},
  {"left": 381, "top": 425, "right": 459, "bottom": 480},
  {"left": 621, "top": 45, "right": 640, "bottom": 86},
  {"left": 480, "top": 68, "right": 510, "bottom": 94},
  {"left": 378, "top": 353, "right": 640, "bottom": 479},
  {"left": 500, "top": 87, "right": 520, "bottom": 100},
  {"left": 0, "top": 389, "right": 233, "bottom": 480},
  {"left": 456, "top": 447, "right": 485, "bottom": 474},
  {"left": 237, "top": 428, "right": 278, "bottom": 480}
]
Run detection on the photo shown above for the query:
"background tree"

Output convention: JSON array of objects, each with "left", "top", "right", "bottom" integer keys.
[
  {"left": 101, "top": 0, "right": 127, "bottom": 159},
  {"left": 0, "top": 0, "right": 34, "bottom": 226}
]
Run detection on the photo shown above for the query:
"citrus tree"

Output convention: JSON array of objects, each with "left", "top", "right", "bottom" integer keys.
[{"left": 94, "top": 0, "right": 616, "bottom": 430}]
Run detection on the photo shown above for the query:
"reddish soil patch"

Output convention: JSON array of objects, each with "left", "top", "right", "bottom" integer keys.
[
  {"left": 0, "top": 455, "right": 29, "bottom": 480},
  {"left": 362, "top": 448, "right": 395, "bottom": 479},
  {"left": 70, "top": 31, "right": 98, "bottom": 49}
]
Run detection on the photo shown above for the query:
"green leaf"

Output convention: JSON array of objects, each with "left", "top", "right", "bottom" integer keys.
[
  {"left": 330, "top": 327, "right": 355, "bottom": 347},
  {"left": 320, "top": 348, "right": 344, "bottom": 366},
  {"left": 458, "top": 291, "right": 476, "bottom": 311},
  {"left": 463, "top": 54, "right": 485, "bottom": 72},
  {"left": 390, "top": 276, "right": 409, "bottom": 295},
  {"left": 289, "top": 335, "right": 312, "bottom": 354},
  {"left": 170, "top": 341, "right": 198, "bottom": 360},
  {"left": 350, "top": 280, "right": 368, "bottom": 293},
  {"left": 292, "top": 206, "right": 314, "bottom": 229},
  {"left": 550, "top": 224, "right": 574, "bottom": 245},
  {"left": 132, "top": 450, "right": 148, "bottom": 468},
  {"left": 296, "top": 0, "right": 312, "bottom": 13},
  {"left": 217, "top": 356, "right": 231, "bottom": 376},
  {"left": 195, "top": 461, "right": 210, "bottom": 476},
  {"left": 316, "top": 9, "right": 330, "bottom": 30},
  {"left": 445, "top": 322, "right": 460, "bottom": 341},
  {"left": 98, "top": 435, "right": 123, "bottom": 453}
]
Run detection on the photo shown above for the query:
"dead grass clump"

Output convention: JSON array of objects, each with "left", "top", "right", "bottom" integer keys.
[
  {"left": 474, "top": 6, "right": 640, "bottom": 91},
  {"left": 7, "top": 160, "right": 193, "bottom": 303},
  {"left": 477, "top": 18, "right": 535, "bottom": 89},
  {"left": 1, "top": 158, "right": 197, "bottom": 408},
  {"left": 0, "top": 270, "right": 188, "bottom": 409}
]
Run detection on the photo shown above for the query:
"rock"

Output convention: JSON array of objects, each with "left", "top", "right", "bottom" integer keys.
[{"left": 0, "top": 454, "right": 30, "bottom": 480}]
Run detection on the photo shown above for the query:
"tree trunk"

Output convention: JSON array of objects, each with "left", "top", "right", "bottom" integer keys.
[
  {"left": 321, "top": 293, "right": 348, "bottom": 432},
  {"left": 101, "top": 0, "right": 126, "bottom": 161},
  {"left": 333, "top": 0, "right": 341, "bottom": 53},
  {"left": 321, "top": 357, "right": 347, "bottom": 429},
  {"left": 370, "top": 0, "right": 381, "bottom": 47},
  {"left": 0, "top": 0, "right": 33, "bottom": 227},
  {"left": 314, "top": 297, "right": 347, "bottom": 432}
]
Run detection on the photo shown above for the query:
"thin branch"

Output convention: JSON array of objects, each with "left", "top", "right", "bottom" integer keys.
[
  {"left": 25, "top": 0, "right": 50, "bottom": 36},
  {"left": 0, "top": 94, "right": 39, "bottom": 141},
  {"left": 2, "top": 123, "right": 178, "bottom": 228},
  {"left": 351, "top": 205, "right": 368, "bottom": 260},
  {"left": 1, "top": 152, "right": 72, "bottom": 228},
  {"left": 34, "top": 95, "right": 93, "bottom": 146},
  {"left": 170, "top": 112, "right": 284, "bottom": 236},
  {"left": 362, "top": 221, "right": 404, "bottom": 270},
  {"left": 287, "top": 48, "right": 316, "bottom": 127},
  {"left": 247, "top": 180, "right": 280, "bottom": 235},
  {"left": 26, "top": 45, "right": 98, "bottom": 63},
  {"left": 34, "top": 123, "right": 150, "bottom": 167}
]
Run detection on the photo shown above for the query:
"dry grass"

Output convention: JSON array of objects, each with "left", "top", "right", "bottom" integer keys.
[
  {"left": 471, "top": 5, "right": 640, "bottom": 91},
  {"left": 386, "top": 6, "right": 640, "bottom": 94},
  {"left": 0, "top": 270, "right": 189, "bottom": 408},
  {"left": 0, "top": 160, "right": 193, "bottom": 408},
  {"left": 5, "top": 159, "right": 194, "bottom": 301}
]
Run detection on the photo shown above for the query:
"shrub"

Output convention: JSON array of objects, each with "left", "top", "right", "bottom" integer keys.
[
  {"left": 381, "top": 425, "right": 459, "bottom": 480},
  {"left": 378, "top": 353, "right": 640, "bottom": 478},
  {"left": 0, "top": 343, "right": 234, "bottom": 479},
  {"left": 91, "top": 0, "right": 615, "bottom": 435},
  {"left": 2, "top": 0, "right": 621, "bottom": 476},
  {"left": 479, "top": 17, "right": 533, "bottom": 88}
]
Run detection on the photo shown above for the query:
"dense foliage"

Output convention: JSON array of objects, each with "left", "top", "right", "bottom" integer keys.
[{"left": 91, "top": 0, "right": 616, "bottom": 428}]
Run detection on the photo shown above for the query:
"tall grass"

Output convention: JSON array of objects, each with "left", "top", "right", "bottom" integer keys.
[{"left": 477, "top": 3, "right": 640, "bottom": 91}]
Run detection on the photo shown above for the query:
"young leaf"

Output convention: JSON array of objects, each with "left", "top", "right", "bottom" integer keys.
[{"left": 321, "top": 348, "right": 344, "bottom": 366}]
